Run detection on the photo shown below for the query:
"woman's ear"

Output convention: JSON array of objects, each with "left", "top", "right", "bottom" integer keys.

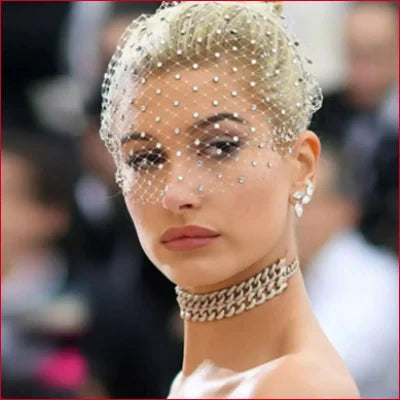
[{"left": 291, "top": 131, "right": 321, "bottom": 188}]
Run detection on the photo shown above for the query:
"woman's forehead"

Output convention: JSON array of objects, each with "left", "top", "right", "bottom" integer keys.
[{"left": 125, "top": 61, "right": 269, "bottom": 137}]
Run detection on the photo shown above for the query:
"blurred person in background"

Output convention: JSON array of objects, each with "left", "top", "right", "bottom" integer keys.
[
  {"left": 311, "top": 1, "right": 398, "bottom": 253},
  {"left": 345, "top": 2, "right": 397, "bottom": 118},
  {"left": 1, "top": 131, "right": 90, "bottom": 398},
  {"left": 359, "top": 135, "right": 398, "bottom": 253},
  {"left": 312, "top": 2, "right": 398, "bottom": 140},
  {"left": 297, "top": 139, "right": 398, "bottom": 398}
]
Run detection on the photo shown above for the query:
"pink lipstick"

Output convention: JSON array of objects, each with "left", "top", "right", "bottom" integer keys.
[{"left": 161, "top": 225, "right": 220, "bottom": 251}]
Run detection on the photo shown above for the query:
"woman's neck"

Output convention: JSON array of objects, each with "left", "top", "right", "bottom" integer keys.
[
  {"left": 182, "top": 269, "right": 313, "bottom": 375},
  {"left": 181, "top": 229, "right": 316, "bottom": 375}
]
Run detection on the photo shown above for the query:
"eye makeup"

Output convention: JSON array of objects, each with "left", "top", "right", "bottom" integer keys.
[{"left": 121, "top": 112, "right": 248, "bottom": 172}]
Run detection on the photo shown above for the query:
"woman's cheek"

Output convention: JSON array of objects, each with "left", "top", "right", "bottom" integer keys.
[
  {"left": 241, "top": 183, "right": 288, "bottom": 243},
  {"left": 124, "top": 199, "right": 150, "bottom": 248}
]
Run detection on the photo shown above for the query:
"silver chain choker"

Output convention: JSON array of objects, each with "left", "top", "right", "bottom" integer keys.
[{"left": 175, "top": 257, "right": 299, "bottom": 322}]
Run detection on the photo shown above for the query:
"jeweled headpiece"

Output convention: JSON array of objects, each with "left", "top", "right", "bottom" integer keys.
[{"left": 100, "top": 1, "right": 322, "bottom": 204}]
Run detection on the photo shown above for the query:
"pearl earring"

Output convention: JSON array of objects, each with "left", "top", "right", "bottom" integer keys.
[{"left": 292, "top": 179, "right": 314, "bottom": 218}]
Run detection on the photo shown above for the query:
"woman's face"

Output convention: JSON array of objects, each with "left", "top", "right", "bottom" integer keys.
[{"left": 120, "top": 61, "right": 297, "bottom": 291}]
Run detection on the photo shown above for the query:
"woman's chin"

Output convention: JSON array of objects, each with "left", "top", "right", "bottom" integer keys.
[{"left": 160, "top": 260, "right": 232, "bottom": 291}]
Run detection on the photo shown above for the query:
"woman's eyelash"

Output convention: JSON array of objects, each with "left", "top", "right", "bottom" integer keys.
[
  {"left": 126, "top": 151, "right": 166, "bottom": 171},
  {"left": 126, "top": 138, "right": 242, "bottom": 170},
  {"left": 201, "top": 140, "right": 242, "bottom": 158}
]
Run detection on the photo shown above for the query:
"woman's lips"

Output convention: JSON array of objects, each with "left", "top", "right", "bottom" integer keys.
[
  {"left": 162, "top": 236, "right": 220, "bottom": 251},
  {"left": 161, "top": 225, "right": 220, "bottom": 251}
]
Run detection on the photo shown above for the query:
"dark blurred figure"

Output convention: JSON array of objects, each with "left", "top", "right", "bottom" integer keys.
[
  {"left": 1, "top": 131, "right": 88, "bottom": 398},
  {"left": 298, "top": 139, "right": 398, "bottom": 398},
  {"left": 311, "top": 2, "right": 398, "bottom": 252},
  {"left": 75, "top": 86, "right": 182, "bottom": 398},
  {"left": 359, "top": 135, "right": 399, "bottom": 253},
  {"left": 2, "top": 3, "right": 71, "bottom": 128}
]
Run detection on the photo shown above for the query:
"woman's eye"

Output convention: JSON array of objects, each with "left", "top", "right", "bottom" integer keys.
[
  {"left": 201, "top": 140, "right": 241, "bottom": 159},
  {"left": 126, "top": 151, "right": 166, "bottom": 171}
]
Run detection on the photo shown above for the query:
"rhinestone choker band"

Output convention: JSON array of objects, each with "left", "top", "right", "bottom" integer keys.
[{"left": 175, "top": 257, "right": 299, "bottom": 322}]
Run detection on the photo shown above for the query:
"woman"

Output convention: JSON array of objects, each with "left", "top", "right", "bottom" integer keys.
[{"left": 100, "top": 2, "right": 360, "bottom": 398}]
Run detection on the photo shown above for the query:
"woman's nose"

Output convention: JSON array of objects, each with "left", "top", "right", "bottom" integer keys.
[{"left": 161, "top": 172, "right": 202, "bottom": 213}]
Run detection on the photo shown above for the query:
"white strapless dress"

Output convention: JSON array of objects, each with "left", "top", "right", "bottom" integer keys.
[{"left": 168, "top": 359, "right": 282, "bottom": 399}]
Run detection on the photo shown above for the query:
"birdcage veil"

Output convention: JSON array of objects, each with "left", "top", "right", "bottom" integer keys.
[{"left": 100, "top": 1, "right": 323, "bottom": 204}]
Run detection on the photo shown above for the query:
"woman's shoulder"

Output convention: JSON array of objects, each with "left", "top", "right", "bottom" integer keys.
[{"left": 253, "top": 353, "right": 360, "bottom": 399}]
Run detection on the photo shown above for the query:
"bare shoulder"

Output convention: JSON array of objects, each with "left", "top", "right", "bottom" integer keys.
[{"left": 253, "top": 354, "right": 360, "bottom": 399}]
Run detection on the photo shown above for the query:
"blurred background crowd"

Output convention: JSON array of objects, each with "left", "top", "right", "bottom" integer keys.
[{"left": 1, "top": 1, "right": 398, "bottom": 398}]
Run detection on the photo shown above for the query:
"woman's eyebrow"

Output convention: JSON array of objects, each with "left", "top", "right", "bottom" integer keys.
[
  {"left": 121, "top": 113, "right": 246, "bottom": 145},
  {"left": 121, "top": 132, "right": 153, "bottom": 145},
  {"left": 193, "top": 113, "right": 246, "bottom": 130}
]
